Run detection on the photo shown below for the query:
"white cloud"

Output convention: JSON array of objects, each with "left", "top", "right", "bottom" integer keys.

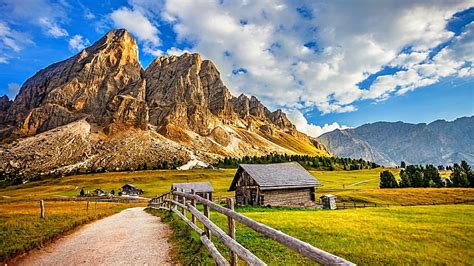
[
  {"left": 6, "top": 83, "right": 20, "bottom": 99},
  {"left": 0, "top": 21, "right": 33, "bottom": 62},
  {"left": 110, "top": 7, "right": 161, "bottom": 55},
  {"left": 68, "top": 34, "right": 90, "bottom": 52},
  {"left": 39, "top": 18, "right": 69, "bottom": 38},
  {"left": 286, "top": 109, "right": 349, "bottom": 137},
  {"left": 1, "top": 0, "right": 70, "bottom": 39},
  {"left": 147, "top": 0, "right": 472, "bottom": 115},
  {"left": 166, "top": 47, "right": 192, "bottom": 56}
]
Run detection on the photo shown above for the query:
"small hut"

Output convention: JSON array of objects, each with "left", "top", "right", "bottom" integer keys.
[
  {"left": 320, "top": 194, "right": 337, "bottom": 210},
  {"left": 171, "top": 182, "right": 214, "bottom": 200},
  {"left": 93, "top": 188, "right": 107, "bottom": 196},
  {"left": 121, "top": 184, "right": 144, "bottom": 195},
  {"left": 228, "top": 162, "right": 321, "bottom": 207}
]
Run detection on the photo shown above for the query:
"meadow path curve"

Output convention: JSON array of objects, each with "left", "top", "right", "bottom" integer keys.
[{"left": 13, "top": 207, "right": 173, "bottom": 266}]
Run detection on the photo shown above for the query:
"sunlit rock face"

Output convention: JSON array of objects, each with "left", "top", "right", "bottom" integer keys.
[{"left": 0, "top": 29, "right": 328, "bottom": 178}]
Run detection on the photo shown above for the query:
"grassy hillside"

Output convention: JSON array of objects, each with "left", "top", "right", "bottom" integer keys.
[
  {"left": 1, "top": 168, "right": 472, "bottom": 206},
  {"left": 151, "top": 204, "right": 474, "bottom": 265}
]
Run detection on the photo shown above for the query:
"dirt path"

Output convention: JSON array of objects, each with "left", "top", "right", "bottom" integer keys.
[{"left": 13, "top": 207, "right": 173, "bottom": 266}]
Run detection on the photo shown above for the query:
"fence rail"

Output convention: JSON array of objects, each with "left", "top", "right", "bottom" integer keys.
[
  {"left": 337, "top": 200, "right": 474, "bottom": 209},
  {"left": 148, "top": 190, "right": 355, "bottom": 266}
]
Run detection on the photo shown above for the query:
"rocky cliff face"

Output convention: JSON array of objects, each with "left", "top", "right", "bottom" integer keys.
[
  {"left": 317, "top": 117, "right": 474, "bottom": 166},
  {"left": 0, "top": 29, "right": 327, "bottom": 178}
]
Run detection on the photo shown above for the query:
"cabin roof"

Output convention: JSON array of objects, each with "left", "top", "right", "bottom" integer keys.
[
  {"left": 229, "top": 162, "right": 321, "bottom": 191},
  {"left": 320, "top": 194, "right": 336, "bottom": 199},
  {"left": 121, "top": 184, "right": 141, "bottom": 190},
  {"left": 172, "top": 182, "right": 214, "bottom": 193}
]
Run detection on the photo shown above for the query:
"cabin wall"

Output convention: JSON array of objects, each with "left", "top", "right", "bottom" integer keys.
[
  {"left": 235, "top": 171, "right": 261, "bottom": 206},
  {"left": 261, "top": 187, "right": 315, "bottom": 207}
]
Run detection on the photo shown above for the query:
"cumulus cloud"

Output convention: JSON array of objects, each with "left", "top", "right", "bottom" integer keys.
[
  {"left": 110, "top": 7, "right": 161, "bottom": 55},
  {"left": 143, "top": 0, "right": 472, "bottom": 115},
  {"left": 286, "top": 109, "right": 349, "bottom": 137},
  {"left": 68, "top": 34, "right": 90, "bottom": 52}
]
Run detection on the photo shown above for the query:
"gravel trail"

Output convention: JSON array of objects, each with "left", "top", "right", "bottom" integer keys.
[{"left": 13, "top": 207, "right": 173, "bottom": 266}]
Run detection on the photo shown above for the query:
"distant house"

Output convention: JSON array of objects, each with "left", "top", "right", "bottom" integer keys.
[
  {"left": 172, "top": 182, "right": 214, "bottom": 200},
  {"left": 93, "top": 188, "right": 107, "bottom": 196},
  {"left": 121, "top": 184, "right": 144, "bottom": 195},
  {"left": 228, "top": 162, "right": 321, "bottom": 207},
  {"left": 320, "top": 194, "right": 337, "bottom": 210}
]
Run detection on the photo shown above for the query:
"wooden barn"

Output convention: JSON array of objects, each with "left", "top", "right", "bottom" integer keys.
[
  {"left": 121, "top": 184, "right": 144, "bottom": 195},
  {"left": 228, "top": 162, "right": 321, "bottom": 207},
  {"left": 171, "top": 182, "right": 214, "bottom": 200}
]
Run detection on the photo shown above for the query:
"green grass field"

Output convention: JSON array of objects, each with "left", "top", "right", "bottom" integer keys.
[
  {"left": 151, "top": 204, "right": 474, "bottom": 265},
  {"left": 1, "top": 168, "right": 469, "bottom": 206},
  {"left": 1, "top": 168, "right": 473, "bottom": 264}
]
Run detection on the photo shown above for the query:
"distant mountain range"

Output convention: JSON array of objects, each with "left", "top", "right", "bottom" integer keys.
[
  {"left": 317, "top": 116, "right": 474, "bottom": 166},
  {"left": 0, "top": 29, "right": 327, "bottom": 178}
]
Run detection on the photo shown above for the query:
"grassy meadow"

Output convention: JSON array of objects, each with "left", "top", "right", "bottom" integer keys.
[
  {"left": 1, "top": 167, "right": 473, "bottom": 264},
  {"left": 0, "top": 200, "right": 143, "bottom": 262},
  {"left": 151, "top": 204, "right": 474, "bottom": 265},
  {"left": 1, "top": 168, "right": 470, "bottom": 206}
]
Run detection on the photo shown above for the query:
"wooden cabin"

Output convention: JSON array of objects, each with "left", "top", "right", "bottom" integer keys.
[
  {"left": 121, "top": 184, "right": 144, "bottom": 195},
  {"left": 229, "top": 162, "right": 321, "bottom": 207},
  {"left": 171, "top": 182, "right": 214, "bottom": 200}
]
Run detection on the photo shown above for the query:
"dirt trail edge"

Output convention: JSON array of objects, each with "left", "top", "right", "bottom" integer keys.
[{"left": 12, "top": 207, "right": 173, "bottom": 266}]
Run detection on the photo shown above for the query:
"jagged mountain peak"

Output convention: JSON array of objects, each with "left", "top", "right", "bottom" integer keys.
[
  {"left": 0, "top": 29, "right": 328, "bottom": 177},
  {"left": 317, "top": 116, "right": 474, "bottom": 166}
]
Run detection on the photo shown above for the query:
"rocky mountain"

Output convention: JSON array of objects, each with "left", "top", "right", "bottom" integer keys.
[
  {"left": 317, "top": 117, "right": 474, "bottom": 166},
  {"left": 0, "top": 29, "right": 327, "bottom": 178}
]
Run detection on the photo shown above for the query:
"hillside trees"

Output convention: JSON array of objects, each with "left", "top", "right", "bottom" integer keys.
[
  {"left": 383, "top": 161, "right": 473, "bottom": 189},
  {"left": 380, "top": 171, "right": 398, "bottom": 188},
  {"left": 214, "top": 153, "right": 380, "bottom": 170}
]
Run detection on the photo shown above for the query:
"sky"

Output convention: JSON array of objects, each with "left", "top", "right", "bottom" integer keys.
[{"left": 0, "top": 0, "right": 473, "bottom": 137}]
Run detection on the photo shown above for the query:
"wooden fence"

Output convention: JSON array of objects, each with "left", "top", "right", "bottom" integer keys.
[
  {"left": 148, "top": 190, "right": 355, "bottom": 266},
  {"left": 337, "top": 200, "right": 474, "bottom": 209}
]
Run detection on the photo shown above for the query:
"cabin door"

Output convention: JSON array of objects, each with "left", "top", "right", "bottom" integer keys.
[{"left": 249, "top": 187, "right": 260, "bottom": 205}]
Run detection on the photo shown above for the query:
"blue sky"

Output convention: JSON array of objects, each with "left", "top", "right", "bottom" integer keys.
[{"left": 0, "top": 0, "right": 473, "bottom": 136}]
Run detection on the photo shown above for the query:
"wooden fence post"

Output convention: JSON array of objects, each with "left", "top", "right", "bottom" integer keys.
[
  {"left": 191, "top": 189, "right": 196, "bottom": 225},
  {"left": 204, "top": 193, "right": 211, "bottom": 239},
  {"left": 227, "top": 197, "right": 237, "bottom": 266},
  {"left": 353, "top": 202, "right": 356, "bottom": 208},
  {"left": 86, "top": 201, "right": 90, "bottom": 211},
  {"left": 40, "top": 200, "right": 45, "bottom": 219},
  {"left": 181, "top": 189, "right": 187, "bottom": 217},
  {"left": 173, "top": 190, "right": 178, "bottom": 211}
]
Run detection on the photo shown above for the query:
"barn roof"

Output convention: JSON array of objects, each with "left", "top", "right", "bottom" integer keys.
[
  {"left": 229, "top": 162, "right": 321, "bottom": 191},
  {"left": 172, "top": 182, "right": 214, "bottom": 193},
  {"left": 121, "top": 184, "right": 142, "bottom": 190}
]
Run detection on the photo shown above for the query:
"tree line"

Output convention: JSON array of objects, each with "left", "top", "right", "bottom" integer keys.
[
  {"left": 214, "top": 153, "right": 380, "bottom": 171},
  {"left": 380, "top": 160, "right": 474, "bottom": 188}
]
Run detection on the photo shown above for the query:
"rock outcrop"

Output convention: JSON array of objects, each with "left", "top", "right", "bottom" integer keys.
[{"left": 0, "top": 29, "right": 328, "bottom": 178}]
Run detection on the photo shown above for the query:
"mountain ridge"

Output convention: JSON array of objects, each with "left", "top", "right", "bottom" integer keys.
[
  {"left": 317, "top": 116, "right": 474, "bottom": 166},
  {"left": 0, "top": 29, "right": 328, "bottom": 178}
]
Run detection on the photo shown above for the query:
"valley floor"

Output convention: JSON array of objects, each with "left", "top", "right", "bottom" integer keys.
[
  {"left": 151, "top": 204, "right": 474, "bottom": 265},
  {"left": 1, "top": 168, "right": 473, "bottom": 264}
]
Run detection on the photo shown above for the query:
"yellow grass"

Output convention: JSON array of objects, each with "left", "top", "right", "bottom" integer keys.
[
  {"left": 332, "top": 187, "right": 474, "bottom": 205},
  {"left": 153, "top": 204, "right": 474, "bottom": 265},
  {"left": 0, "top": 200, "right": 143, "bottom": 262}
]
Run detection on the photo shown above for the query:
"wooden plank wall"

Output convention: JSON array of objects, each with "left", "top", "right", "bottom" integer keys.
[{"left": 262, "top": 188, "right": 315, "bottom": 207}]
